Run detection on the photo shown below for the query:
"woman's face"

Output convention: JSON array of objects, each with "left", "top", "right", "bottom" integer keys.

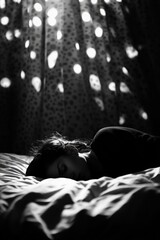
[{"left": 45, "top": 154, "right": 91, "bottom": 180}]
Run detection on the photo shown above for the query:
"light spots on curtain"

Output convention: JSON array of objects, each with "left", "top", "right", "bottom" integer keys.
[
  {"left": 0, "top": 0, "right": 153, "bottom": 153},
  {"left": 0, "top": 77, "right": 12, "bottom": 88}
]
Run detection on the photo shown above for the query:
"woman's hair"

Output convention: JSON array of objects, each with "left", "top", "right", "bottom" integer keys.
[{"left": 26, "top": 132, "right": 91, "bottom": 178}]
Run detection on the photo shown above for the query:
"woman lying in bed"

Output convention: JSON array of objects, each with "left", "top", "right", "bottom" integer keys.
[{"left": 26, "top": 126, "right": 160, "bottom": 180}]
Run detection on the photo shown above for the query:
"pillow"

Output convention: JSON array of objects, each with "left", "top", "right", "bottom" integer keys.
[
  {"left": 0, "top": 153, "right": 39, "bottom": 216},
  {"left": 0, "top": 153, "right": 33, "bottom": 182}
]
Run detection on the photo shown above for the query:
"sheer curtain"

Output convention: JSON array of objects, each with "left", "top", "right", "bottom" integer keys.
[{"left": 0, "top": 0, "right": 160, "bottom": 154}]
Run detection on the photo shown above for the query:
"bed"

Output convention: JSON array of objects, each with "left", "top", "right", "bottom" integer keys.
[{"left": 1, "top": 153, "right": 160, "bottom": 240}]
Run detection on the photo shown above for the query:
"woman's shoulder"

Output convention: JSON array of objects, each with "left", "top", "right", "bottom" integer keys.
[
  {"left": 92, "top": 126, "right": 137, "bottom": 139},
  {"left": 91, "top": 126, "right": 150, "bottom": 150},
  {"left": 93, "top": 126, "right": 149, "bottom": 138}
]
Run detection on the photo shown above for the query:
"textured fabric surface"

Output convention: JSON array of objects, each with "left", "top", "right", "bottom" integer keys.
[
  {"left": 1, "top": 153, "right": 160, "bottom": 240},
  {"left": 0, "top": 0, "right": 160, "bottom": 154}
]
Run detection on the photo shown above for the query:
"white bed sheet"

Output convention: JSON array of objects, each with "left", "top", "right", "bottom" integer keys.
[{"left": 1, "top": 153, "right": 160, "bottom": 240}]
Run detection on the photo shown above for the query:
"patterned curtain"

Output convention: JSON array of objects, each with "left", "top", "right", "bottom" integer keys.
[{"left": 0, "top": 0, "right": 160, "bottom": 154}]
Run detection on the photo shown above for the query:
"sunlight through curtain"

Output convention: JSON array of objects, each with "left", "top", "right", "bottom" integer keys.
[{"left": 0, "top": 0, "right": 160, "bottom": 154}]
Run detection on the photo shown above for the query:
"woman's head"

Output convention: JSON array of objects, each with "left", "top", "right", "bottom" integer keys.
[{"left": 26, "top": 133, "right": 91, "bottom": 180}]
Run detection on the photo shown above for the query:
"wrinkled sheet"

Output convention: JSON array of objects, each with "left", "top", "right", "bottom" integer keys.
[{"left": 1, "top": 153, "right": 160, "bottom": 240}]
